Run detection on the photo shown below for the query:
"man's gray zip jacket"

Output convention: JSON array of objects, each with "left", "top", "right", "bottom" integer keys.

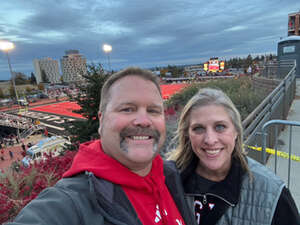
[{"left": 6, "top": 162, "right": 197, "bottom": 225}]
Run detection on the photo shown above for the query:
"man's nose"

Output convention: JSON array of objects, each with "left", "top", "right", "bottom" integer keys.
[{"left": 133, "top": 110, "right": 152, "bottom": 127}]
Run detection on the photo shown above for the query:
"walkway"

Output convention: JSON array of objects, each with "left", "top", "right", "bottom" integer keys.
[
  {"left": 0, "top": 134, "right": 45, "bottom": 171},
  {"left": 266, "top": 78, "right": 300, "bottom": 210}
]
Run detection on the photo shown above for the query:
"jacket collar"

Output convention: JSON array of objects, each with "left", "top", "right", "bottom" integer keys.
[
  {"left": 89, "top": 161, "right": 198, "bottom": 225},
  {"left": 181, "top": 156, "right": 246, "bottom": 205},
  {"left": 164, "top": 161, "right": 198, "bottom": 225}
]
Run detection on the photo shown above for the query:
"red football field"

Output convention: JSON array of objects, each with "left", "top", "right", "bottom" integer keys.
[
  {"left": 160, "top": 83, "right": 189, "bottom": 99},
  {"left": 30, "top": 101, "right": 85, "bottom": 119},
  {"left": 30, "top": 83, "right": 189, "bottom": 118}
]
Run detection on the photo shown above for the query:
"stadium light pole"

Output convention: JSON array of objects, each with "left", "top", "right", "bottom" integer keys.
[
  {"left": 102, "top": 44, "right": 112, "bottom": 73},
  {"left": 0, "top": 40, "right": 21, "bottom": 139},
  {"left": 0, "top": 41, "right": 19, "bottom": 102}
]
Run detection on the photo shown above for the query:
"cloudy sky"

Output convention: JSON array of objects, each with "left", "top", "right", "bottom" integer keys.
[{"left": 0, "top": 0, "right": 299, "bottom": 80}]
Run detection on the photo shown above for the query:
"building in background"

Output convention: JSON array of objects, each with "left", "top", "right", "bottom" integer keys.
[
  {"left": 60, "top": 50, "right": 87, "bottom": 83},
  {"left": 278, "top": 36, "right": 300, "bottom": 77},
  {"left": 184, "top": 65, "right": 205, "bottom": 76},
  {"left": 33, "top": 57, "right": 61, "bottom": 84},
  {"left": 288, "top": 10, "right": 300, "bottom": 36}
]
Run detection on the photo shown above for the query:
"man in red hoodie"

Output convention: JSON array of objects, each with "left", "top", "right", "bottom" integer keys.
[{"left": 8, "top": 67, "right": 197, "bottom": 225}]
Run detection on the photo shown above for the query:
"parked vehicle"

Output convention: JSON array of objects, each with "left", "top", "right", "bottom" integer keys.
[
  {"left": 37, "top": 93, "right": 49, "bottom": 99},
  {"left": 26, "top": 94, "right": 38, "bottom": 103},
  {"left": 22, "top": 136, "right": 70, "bottom": 167}
]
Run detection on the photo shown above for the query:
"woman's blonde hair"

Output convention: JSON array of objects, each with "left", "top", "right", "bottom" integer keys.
[{"left": 167, "top": 88, "right": 250, "bottom": 175}]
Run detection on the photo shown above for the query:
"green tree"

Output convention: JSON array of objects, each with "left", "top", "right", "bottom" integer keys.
[
  {"left": 254, "top": 55, "right": 260, "bottom": 61},
  {"left": 245, "top": 54, "right": 253, "bottom": 68},
  {"left": 0, "top": 88, "right": 4, "bottom": 99},
  {"left": 30, "top": 72, "right": 37, "bottom": 85},
  {"left": 9, "top": 85, "right": 15, "bottom": 99},
  {"left": 14, "top": 72, "right": 29, "bottom": 85},
  {"left": 64, "top": 63, "right": 108, "bottom": 147},
  {"left": 25, "top": 86, "right": 33, "bottom": 94},
  {"left": 41, "top": 70, "right": 49, "bottom": 83},
  {"left": 166, "top": 77, "right": 266, "bottom": 120},
  {"left": 38, "top": 83, "right": 45, "bottom": 91},
  {"left": 167, "top": 65, "right": 184, "bottom": 77}
]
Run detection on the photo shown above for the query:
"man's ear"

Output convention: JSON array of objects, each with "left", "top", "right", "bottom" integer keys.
[{"left": 98, "top": 111, "right": 102, "bottom": 136}]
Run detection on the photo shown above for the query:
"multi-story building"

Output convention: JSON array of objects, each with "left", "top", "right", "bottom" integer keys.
[
  {"left": 60, "top": 50, "right": 87, "bottom": 83},
  {"left": 33, "top": 57, "right": 61, "bottom": 84},
  {"left": 288, "top": 10, "right": 300, "bottom": 36}
]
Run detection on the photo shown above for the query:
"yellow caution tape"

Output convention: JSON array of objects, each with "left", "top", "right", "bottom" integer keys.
[{"left": 245, "top": 145, "right": 300, "bottom": 162}]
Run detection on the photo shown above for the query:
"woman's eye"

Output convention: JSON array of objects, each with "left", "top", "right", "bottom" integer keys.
[
  {"left": 215, "top": 124, "right": 226, "bottom": 132},
  {"left": 192, "top": 126, "right": 205, "bottom": 133}
]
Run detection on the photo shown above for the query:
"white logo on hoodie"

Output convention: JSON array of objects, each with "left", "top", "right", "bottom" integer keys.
[
  {"left": 154, "top": 204, "right": 183, "bottom": 224},
  {"left": 155, "top": 204, "right": 162, "bottom": 223}
]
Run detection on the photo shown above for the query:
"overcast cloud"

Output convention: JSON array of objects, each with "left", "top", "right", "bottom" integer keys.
[{"left": 0, "top": 0, "right": 299, "bottom": 80}]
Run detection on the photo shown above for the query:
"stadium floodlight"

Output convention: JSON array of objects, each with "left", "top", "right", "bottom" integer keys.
[{"left": 102, "top": 44, "right": 112, "bottom": 72}]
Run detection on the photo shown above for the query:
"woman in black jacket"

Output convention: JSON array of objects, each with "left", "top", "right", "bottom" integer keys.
[{"left": 168, "top": 88, "right": 300, "bottom": 225}]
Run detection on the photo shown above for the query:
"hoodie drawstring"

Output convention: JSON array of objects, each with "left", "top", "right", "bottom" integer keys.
[
  {"left": 148, "top": 175, "right": 169, "bottom": 224},
  {"left": 85, "top": 171, "right": 95, "bottom": 194}
]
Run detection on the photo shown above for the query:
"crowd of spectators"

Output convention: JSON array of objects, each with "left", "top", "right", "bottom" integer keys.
[
  {"left": 0, "top": 112, "right": 46, "bottom": 144},
  {"left": 0, "top": 112, "right": 33, "bottom": 130},
  {"left": 46, "top": 85, "right": 80, "bottom": 99},
  {"left": 0, "top": 134, "right": 19, "bottom": 148}
]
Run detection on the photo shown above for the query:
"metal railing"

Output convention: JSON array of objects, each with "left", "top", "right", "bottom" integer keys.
[
  {"left": 261, "top": 119, "right": 300, "bottom": 188},
  {"left": 243, "top": 60, "right": 296, "bottom": 163},
  {"left": 261, "top": 119, "right": 300, "bottom": 212},
  {"left": 20, "top": 125, "right": 45, "bottom": 139},
  {"left": 259, "top": 60, "right": 296, "bottom": 79}
]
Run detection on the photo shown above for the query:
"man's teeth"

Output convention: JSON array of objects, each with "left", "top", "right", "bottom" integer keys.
[
  {"left": 205, "top": 149, "right": 221, "bottom": 155},
  {"left": 131, "top": 136, "right": 150, "bottom": 140}
]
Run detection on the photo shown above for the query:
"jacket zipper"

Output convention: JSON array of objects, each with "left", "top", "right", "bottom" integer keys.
[
  {"left": 205, "top": 193, "right": 235, "bottom": 207},
  {"left": 203, "top": 195, "right": 207, "bottom": 204},
  {"left": 188, "top": 193, "right": 235, "bottom": 207}
]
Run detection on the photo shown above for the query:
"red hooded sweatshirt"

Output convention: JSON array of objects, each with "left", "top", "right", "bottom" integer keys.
[{"left": 63, "top": 140, "right": 185, "bottom": 225}]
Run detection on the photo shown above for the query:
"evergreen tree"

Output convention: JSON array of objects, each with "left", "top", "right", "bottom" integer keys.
[
  {"left": 0, "top": 88, "right": 4, "bottom": 99},
  {"left": 41, "top": 70, "right": 49, "bottom": 83},
  {"left": 166, "top": 65, "right": 183, "bottom": 77},
  {"left": 14, "top": 72, "right": 28, "bottom": 85},
  {"left": 245, "top": 54, "right": 253, "bottom": 68},
  {"left": 64, "top": 63, "right": 108, "bottom": 147},
  {"left": 9, "top": 85, "right": 15, "bottom": 99},
  {"left": 38, "top": 83, "right": 45, "bottom": 91},
  {"left": 30, "top": 72, "right": 37, "bottom": 84}
]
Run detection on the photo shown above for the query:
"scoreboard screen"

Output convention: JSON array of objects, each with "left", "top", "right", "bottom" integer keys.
[
  {"left": 205, "top": 58, "right": 225, "bottom": 73},
  {"left": 209, "top": 58, "right": 219, "bottom": 72}
]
